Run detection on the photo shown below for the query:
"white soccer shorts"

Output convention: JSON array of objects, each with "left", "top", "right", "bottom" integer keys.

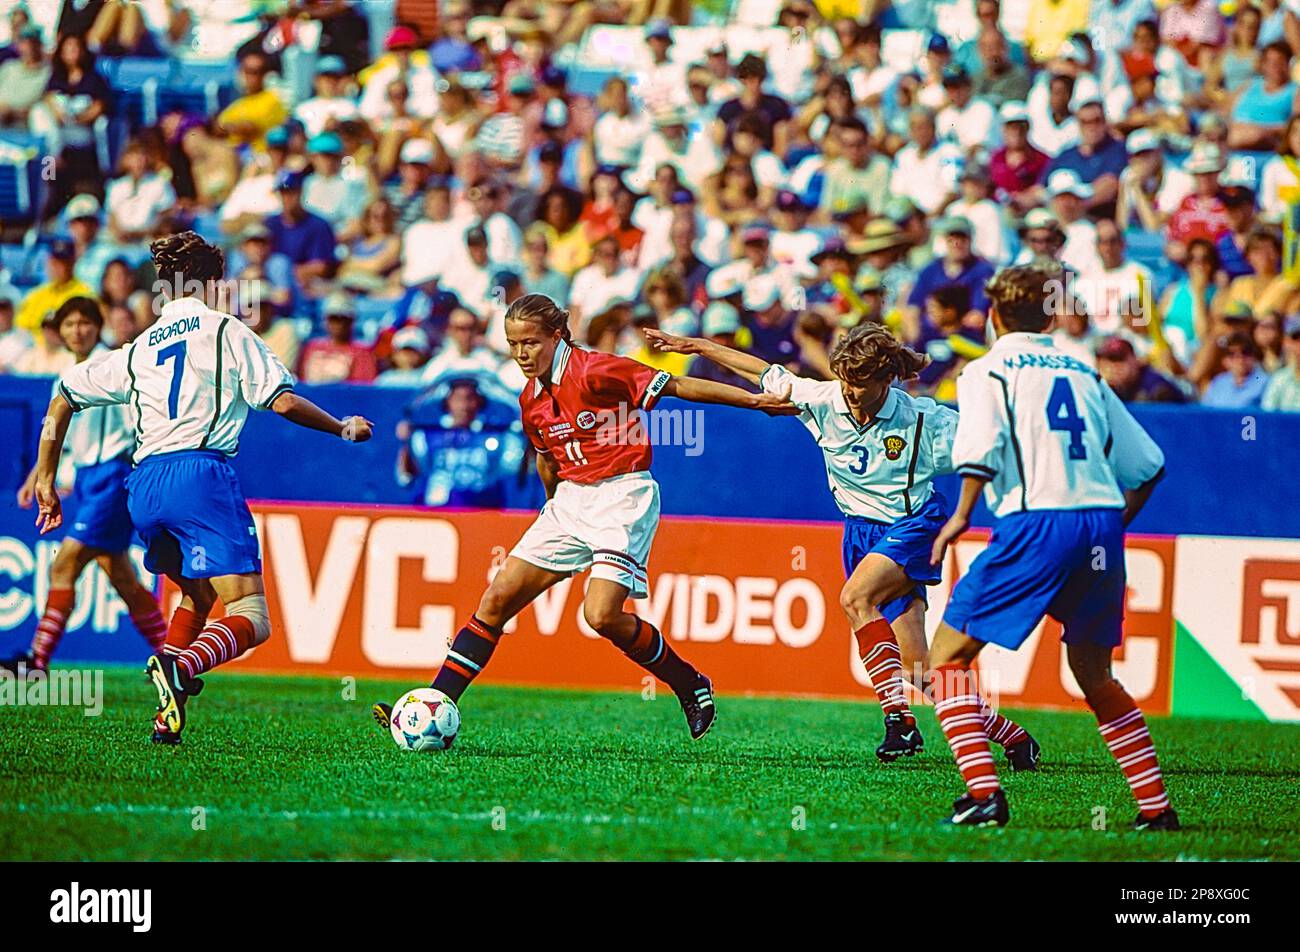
[{"left": 509, "top": 471, "right": 660, "bottom": 599}]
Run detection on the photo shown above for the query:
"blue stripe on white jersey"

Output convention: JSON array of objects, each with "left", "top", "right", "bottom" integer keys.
[
  {"left": 951, "top": 333, "right": 1165, "bottom": 518},
  {"left": 760, "top": 364, "right": 959, "bottom": 523}
]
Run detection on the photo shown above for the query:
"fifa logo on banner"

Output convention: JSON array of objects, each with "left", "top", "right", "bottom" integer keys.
[
  {"left": 49, "top": 882, "right": 151, "bottom": 932},
  {"left": 1240, "top": 559, "right": 1300, "bottom": 710}
]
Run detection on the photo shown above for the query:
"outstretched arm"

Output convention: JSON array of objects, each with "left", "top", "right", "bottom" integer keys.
[
  {"left": 643, "top": 329, "right": 770, "bottom": 385},
  {"left": 33, "top": 395, "right": 75, "bottom": 534},
  {"left": 271, "top": 390, "right": 374, "bottom": 442},
  {"left": 930, "top": 474, "right": 987, "bottom": 566},
  {"left": 661, "top": 374, "right": 797, "bottom": 414}
]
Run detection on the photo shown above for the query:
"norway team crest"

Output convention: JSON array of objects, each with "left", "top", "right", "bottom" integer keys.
[
  {"left": 882, "top": 435, "right": 907, "bottom": 460},
  {"left": 576, "top": 410, "right": 597, "bottom": 429}
]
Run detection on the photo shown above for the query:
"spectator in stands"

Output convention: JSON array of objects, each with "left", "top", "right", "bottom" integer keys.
[
  {"left": 569, "top": 235, "right": 642, "bottom": 333},
  {"left": 467, "top": 179, "right": 524, "bottom": 265},
  {"left": 0, "top": 285, "right": 30, "bottom": 372},
  {"left": 218, "top": 123, "right": 292, "bottom": 236},
  {"left": 1047, "top": 169, "right": 1104, "bottom": 274},
  {"left": 1166, "top": 141, "right": 1230, "bottom": 259},
  {"left": 1259, "top": 115, "right": 1300, "bottom": 222},
  {"left": 593, "top": 76, "right": 649, "bottom": 170},
  {"left": 888, "top": 107, "right": 962, "bottom": 217},
  {"left": 642, "top": 265, "right": 696, "bottom": 336},
  {"left": 518, "top": 223, "right": 570, "bottom": 304},
  {"left": 686, "top": 301, "right": 755, "bottom": 391},
  {"left": 1158, "top": 237, "right": 1218, "bottom": 367},
  {"left": 1226, "top": 40, "right": 1298, "bottom": 151},
  {"left": 742, "top": 274, "right": 798, "bottom": 366},
  {"left": 1262, "top": 315, "right": 1300, "bottom": 411},
  {"left": 536, "top": 185, "right": 589, "bottom": 276},
  {"left": 228, "top": 222, "right": 294, "bottom": 314},
  {"left": 474, "top": 72, "right": 531, "bottom": 174},
  {"left": 303, "top": 131, "right": 370, "bottom": 237},
  {"left": 907, "top": 216, "right": 994, "bottom": 335},
  {"left": 1081, "top": 218, "right": 1155, "bottom": 337},
  {"left": 0, "top": 25, "right": 47, "bottom": 129},
  {"left": 338, "top": 198, "right": 402, "bottom": 295},
  {"left": 1217, "top": 225, "right": 1290, "bottom": 319},
  {"left": 423, "top": 306, "right": 519, "bottom": 387},
  {"left": 169, "top": 113, "right": 240, "bottom": 212},
  {"left": 1202, "top": 330, "right": 1269, "bottom": 407},
  {"left": 717, "top": 53, "right": 790, "bottom": 157},
  {"left": 267, "top": 168, "right": 337, "bottom": 296},
  {"left": 1024, "top": 0, "right": 1090, "bottom": 62},
  {"left": 937, "top": 65, "right": 997, "bottom": 156},
  {"left": 360, "top": 26, "right": 438, "bottom": 123},
  {"left": 299, "top": 291, "right": 376, "bottom": 384},
  {"left": 376, "top": 324, "right": 431, "bottom": 387},
  {"left": 429, "top": 0, "right": 480, "bottom": 74},
  {"left": 216, "top": 50, "right": 287, "bottom": 151},
  {"left": 241, "top": 279, "right": 301, "bottom": 372},
  {"left": 105, "top": 139, "right": 176, "bottom": 245},
  {"left": 33, "top": 32, "right": 112, "bottom": 214},
  {"left": 990, "top": 101, "right": 1050, "bottom": 213},
  {"left": 1116, "top": 129, "right": 1190, "bottom": 231},
  {"left": 16, "top": 239, "right": 91, "bottom": 333},
  {"left": 1048, "top": 98, "right": 1127, "bottom": 218},
  {"left": 817, "top": 116, "right": 891, "bottom": 223},
  {"left": 970, "top": 23, "right": 1033, "bottom": 106},
  {"left": 914, "top": 283, "right": 988, "bottom": 401},
  {"left": 294, "top": 55, "right": 361, "bottom": 138},
  {"left": 11, "top": 310, "right": 75, "bottom": 376},
  {"left": 1096, "top": 335, "right": 1188, "bottom": 403},
  {"left": 64, "top": 194, "right": 119, "bottom": 291}
]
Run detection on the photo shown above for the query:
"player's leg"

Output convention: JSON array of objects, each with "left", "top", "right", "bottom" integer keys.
[
  {"left": 147, "top": 572, "right": 263, "bottom": 738},
  {"left": 582, "top": 577, "right": 716, "bottom": 740},
  {"left": 841, "top": 553, "right": 926, "bottom": 760},
  {"left": 430, "top": 556, "right": 570, "bottom": 701},
  {"left": 1055, "top": 510, "right": 1178, "bottom": 830},
  {"left": 97, "top": 552, "right": 167, "bottom": 656},
  {"left": 926, "top": 622, "right": 1009, "bottom": 825},
  {"left": 1, "top": 538, "right": 98, "bottom": 675},
  {"left": 1065, "top": 643, "right": 1178, "bottom": 830}
]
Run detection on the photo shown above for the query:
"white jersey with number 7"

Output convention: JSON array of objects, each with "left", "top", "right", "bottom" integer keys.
[
  {"left": 951, "top": 332, "right": 1165, "bottom": 518},
  {"left": 58, "top": 297, "right": 295, "bottom": 463}
]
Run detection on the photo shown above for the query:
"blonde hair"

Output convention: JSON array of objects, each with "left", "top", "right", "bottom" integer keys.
[{"left": 828, "top": 323, "right": 929, "bottom": 386}]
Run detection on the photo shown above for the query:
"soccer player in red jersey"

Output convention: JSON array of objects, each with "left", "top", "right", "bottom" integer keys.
[{"left": 373, "top": 293, "right": 796, "bottom": 740}]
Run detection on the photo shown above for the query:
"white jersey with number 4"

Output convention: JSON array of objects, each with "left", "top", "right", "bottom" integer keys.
[
  {"left": 952, "top": 332, "right": 1165, "bottom": 518},
  {"left": 58, "top": 297, "right": 294, "bottom": 463}
]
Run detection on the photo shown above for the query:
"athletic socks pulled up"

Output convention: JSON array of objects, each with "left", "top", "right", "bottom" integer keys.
[
  {"left": 1090, "top": 681, "right": 1172, "bottom": 819},
  {"left": 929, "top": 662, "right": 1001, "bottom": 800},
  {"left": 432, "top": 616, "right": 501, "bottom": 702},
  {"left": 175, "top": 616, "right": 256, "bottom": 680},
  {"left": 979, "top": 697, "right": 1029, "bottom": 750},
  {"left": 123, "top": 590, "right": 167, "bottom": 654},
  {"left": 163, "top": 607, "right": 208, "bottom": 657},
  {"left": 29, "top": 587, "right": 75, "bottom": 670},
  {"left": 619, "top": 618, "right": 699, "bottom": 695},
  {"left": 854, "top": 618, "right": 914, "bottom": 724}
]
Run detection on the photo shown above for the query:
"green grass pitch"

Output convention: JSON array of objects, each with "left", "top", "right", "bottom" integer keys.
[{"left": 1, "top": 666, "right": 1296, "bottom": 861}]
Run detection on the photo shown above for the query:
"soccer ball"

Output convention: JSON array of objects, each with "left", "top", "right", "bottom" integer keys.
[{"left": 388, "top": 688, "right": 461, "bottom": 751}]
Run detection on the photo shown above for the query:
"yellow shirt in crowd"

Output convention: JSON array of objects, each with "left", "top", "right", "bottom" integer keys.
[
  {"left": 16, "top": 278, "right": 93, "bottom": 332},
  {"left": 1023, "top": 0, "right": 1091, "bottom": 61}
]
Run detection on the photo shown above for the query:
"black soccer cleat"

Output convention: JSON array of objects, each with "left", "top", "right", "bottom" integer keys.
[
  {"left": 948, "top": 789, "right": 1010, "bottom": 827},
  {"left": 0, "top": 651, "right": 44, "bottom": 678},
  {"left": 146, "top": 654, "right": 201, "bottom": 736},
  {"left": 876, "top": 712, "right": 924, "bottom": 762},
  {"left": 1134, "top": 808, "right": 1181, "bottom": 832},
  {"left": 1005, "top": 732, "right": 1041, "bottom": 772},
  {"left": 676, "top": 674, "right": 716, "bottom": 741},
  {"left": 371, "top": 702, "right": 394, "bottom": 732}
]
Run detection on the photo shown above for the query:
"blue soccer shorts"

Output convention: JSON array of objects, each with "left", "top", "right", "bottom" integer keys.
[
  {"left": 126, "top": 450, "right": 262, "bottom": 580},
  {"left": 65, "top": 455, "right": 135, "bottom": 552},
  {"left": 841, "top": 491, "right": 949, "bottom": 623},
  {"left": 942, "top": 508, "right": 1127, "bottom": 650}
]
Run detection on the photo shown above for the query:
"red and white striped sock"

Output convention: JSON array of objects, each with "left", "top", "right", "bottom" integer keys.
[
  {"left": 175, "top": 616, "right": 256, "bottom": 680},
  {"left": 123, "top": 590, "right": 168, "bottom": 655},
  {"left": 1091, "top": 681, "right": 1172, "bottom": 818},
  {"left": 854, "top": 619, "right": 914, "bottom": 724},
  {"left": 930, "top": 662, "right": 1001, "bottom": 799},
  {"left": 979, "top": 697, "right": 1029, "bottom": 749},
  {"left": 163, "top": 607, "right": 207, "bottom": 658},
  {"left": 29, "top": 587, "right": 75, "bottom": 670}
]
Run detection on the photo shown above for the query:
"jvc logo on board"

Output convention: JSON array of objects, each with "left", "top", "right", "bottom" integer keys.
[{"left": 49, "top": 883, "right": 151, "bottom": 932}]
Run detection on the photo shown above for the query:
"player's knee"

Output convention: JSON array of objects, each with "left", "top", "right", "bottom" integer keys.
[
  {"left": 838, "top": 583, "right": 880, "bottom": 621},
  {"left": 582, "top": 601, "right": 623, "bottom": 636},
  {"left": 476, "top": 586, "right": 511, "bottom": 627},
  {"left": 225, "top": 593, "right": 271, "bottom": 646}
]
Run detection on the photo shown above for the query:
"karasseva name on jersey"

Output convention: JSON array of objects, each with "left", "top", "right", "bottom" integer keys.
[
  {"left": 147, "top": 315, "right": 200, "bottom": 347},
  {"left": 1002, "top": 352, "right": 1091, "bottom": 374}
]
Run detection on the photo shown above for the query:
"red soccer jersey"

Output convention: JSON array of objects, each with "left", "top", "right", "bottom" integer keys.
[{"left": 518, "top": 339, "right": 672, "bottom": 483}]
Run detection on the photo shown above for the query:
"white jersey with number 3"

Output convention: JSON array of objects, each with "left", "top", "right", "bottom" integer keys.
[
  {"left": 951, "top": 332, "right": 1165, "bottom": 518},
  {"left": 58, "top": 297, "right": 294, "bottom": 463}
]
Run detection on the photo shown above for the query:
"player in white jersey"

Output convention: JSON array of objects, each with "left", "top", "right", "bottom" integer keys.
[
  {"left": 647, "top": 323, "right": 1037, "bottom": 766},
  {"left": 927, "top": 263, "right": 1178, "bottom": 830},
  {"left": 30, "top": 232, "right": 374, "bottom": 744},
  {"left": 2, "top": 297, "right": 168, "bottom": 677}
]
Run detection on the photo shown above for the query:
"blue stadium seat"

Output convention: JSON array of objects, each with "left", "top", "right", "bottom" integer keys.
[{"left": 0, "top": 133, "right": 46, "bottom": 230}]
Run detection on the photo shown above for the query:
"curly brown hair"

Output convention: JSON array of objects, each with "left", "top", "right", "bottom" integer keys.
[
  {"left": 828, "top": 323, "right": 929, "bottom": 386},
  {"left": 150, "top": 230, "right": 226, "bottom": 287},
  {"left": 504, "top": 292, "right": 572, "bottom": 343},
  {"left": 984, "top": 262, "right": 1060, "bottom": 333}
]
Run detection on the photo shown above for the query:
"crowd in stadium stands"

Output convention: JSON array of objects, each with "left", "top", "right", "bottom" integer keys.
[{"left": 2, "top": 0, "right": 1300, "bottom": 454}]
